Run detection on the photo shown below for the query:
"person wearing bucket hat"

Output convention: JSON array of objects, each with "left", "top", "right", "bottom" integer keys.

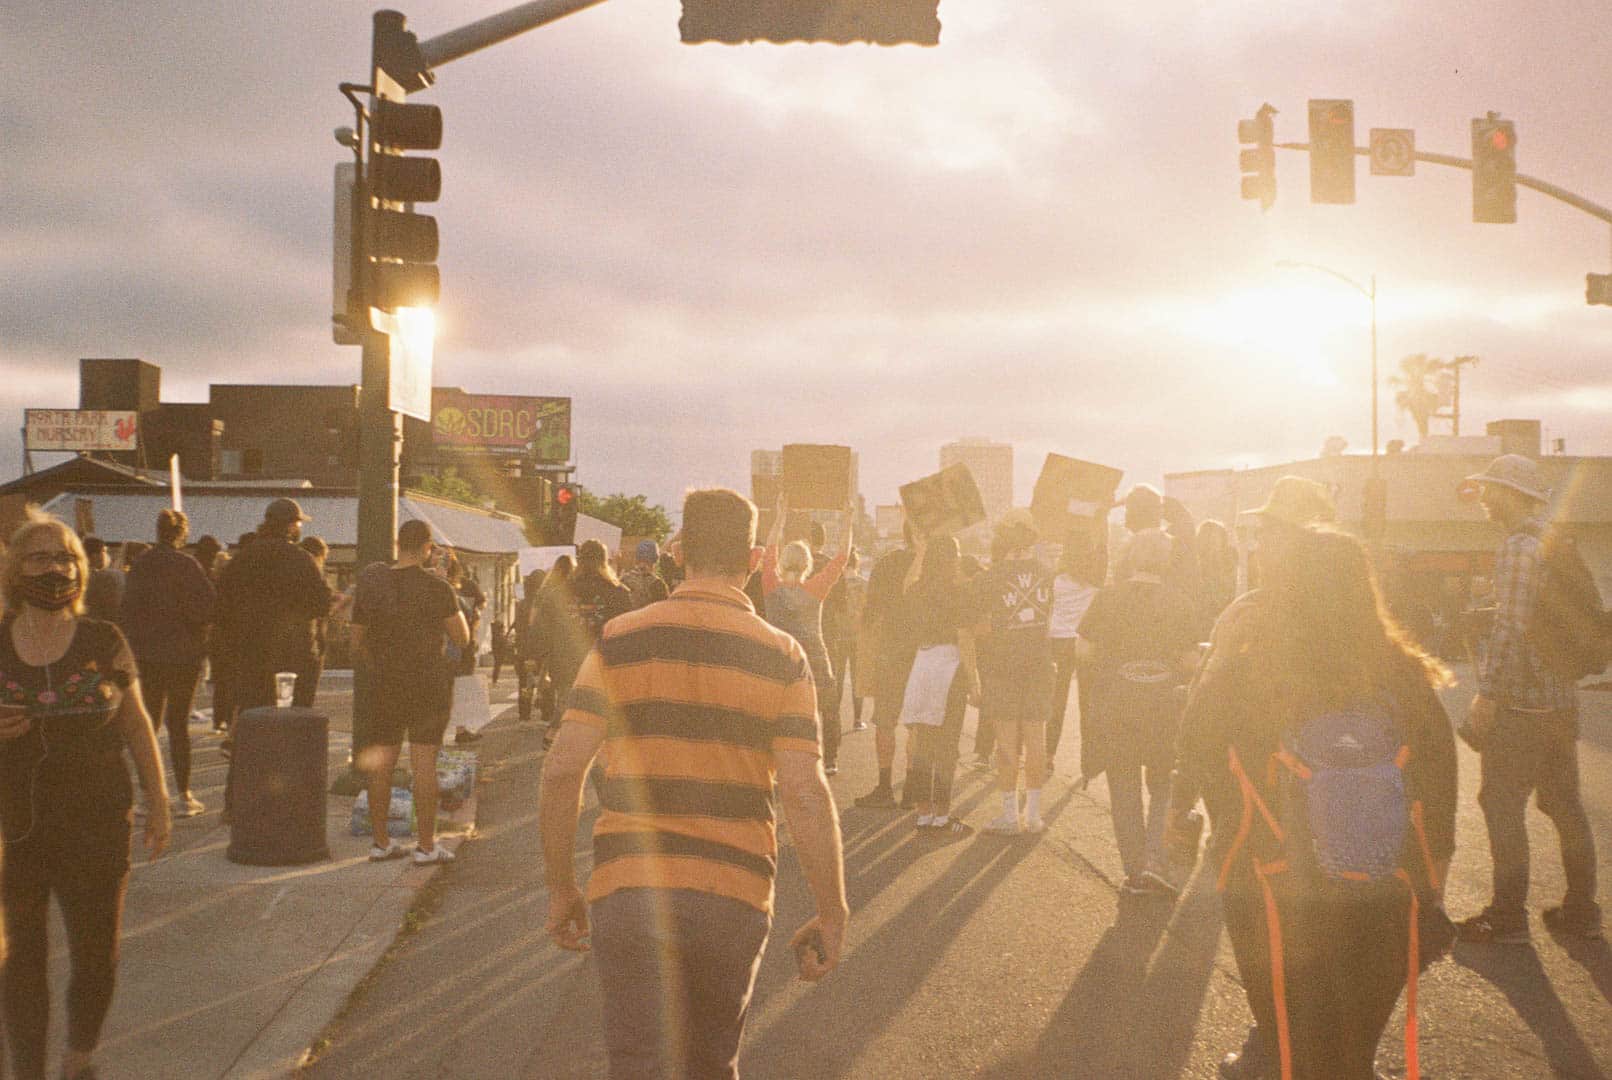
[
  {"left": 1162, "top": 475, "right": 1337, "bottom": 1079},
  {"left": 1455, "top": 455, "right": 1601, "bottom": 944}
]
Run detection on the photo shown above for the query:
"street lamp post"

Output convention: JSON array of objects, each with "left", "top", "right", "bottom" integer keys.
[{"left": 1275, "top": 260, "right": 1379, "bottom": 476}]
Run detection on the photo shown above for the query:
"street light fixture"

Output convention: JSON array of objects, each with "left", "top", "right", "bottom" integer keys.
[{"left": 1274, "top": 260, "right": 1379, "bottom": 474}]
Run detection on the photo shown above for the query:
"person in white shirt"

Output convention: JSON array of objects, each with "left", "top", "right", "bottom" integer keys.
[{"left": 1047, "top": 522, "right": 1105, "bottom": 764}]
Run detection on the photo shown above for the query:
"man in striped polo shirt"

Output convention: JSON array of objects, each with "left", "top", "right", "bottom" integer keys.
[{"left": 539, "top": 487, "right": 848, "bottom": 1079}]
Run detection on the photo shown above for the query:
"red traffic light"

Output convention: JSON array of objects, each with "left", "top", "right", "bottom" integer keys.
[
  {"left": 556, "top": 486, "right": 575, "bottom": 505},
  {"left": 1489, "top": 128, "right": 1512, "bottom": 151}
]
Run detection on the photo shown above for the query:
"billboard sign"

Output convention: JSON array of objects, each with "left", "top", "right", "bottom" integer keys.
[
  {"left": 431, "top": 389, "right": 571, "bottom": 463},
  {"left": 24, "top": 410, "right": 139, "bottom": 452}
]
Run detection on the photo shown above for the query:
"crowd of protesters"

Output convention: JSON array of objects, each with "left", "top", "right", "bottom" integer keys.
[{"left": 0, "top": 446, "right": 1602, "bottom": 1079}]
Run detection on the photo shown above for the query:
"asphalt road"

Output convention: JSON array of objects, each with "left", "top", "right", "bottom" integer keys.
[{"left": 300, "top": 670, "right": 1612, "bottom": 1079}]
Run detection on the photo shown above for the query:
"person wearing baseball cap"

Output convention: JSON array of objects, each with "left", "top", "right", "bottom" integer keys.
[
  {"left": 262, "top": 497, "right": 311, "bottom": 531},
  {"left": 213, "top": 496, "right": 332, "bottom": 723},
  {"left": 1455, "top": 454, "right": 1600, "bottom": 945},
  {"left": 621, "top": 539, "right": 670, "bottom": 611}
]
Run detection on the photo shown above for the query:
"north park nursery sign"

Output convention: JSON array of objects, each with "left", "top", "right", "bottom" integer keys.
[
  {"left": 429, "top": 389, "right": 572, "bottom": 463},
  {"left": 24, "top": 410, "right": 140, "bottom": 453}
]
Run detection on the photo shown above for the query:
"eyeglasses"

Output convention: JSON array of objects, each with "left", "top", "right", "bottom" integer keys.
[{"left": 20, "top": 551, "right": 77, "bottom": 570}]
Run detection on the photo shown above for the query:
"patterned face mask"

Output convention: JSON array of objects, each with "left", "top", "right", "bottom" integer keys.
[{"left": 17, "top": 571, "right": 82, "bottom": 612}]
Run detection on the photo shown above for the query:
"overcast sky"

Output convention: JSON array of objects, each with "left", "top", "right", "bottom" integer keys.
[{"left": 5, "top": 1, "right": 1610, "bottom": 515}]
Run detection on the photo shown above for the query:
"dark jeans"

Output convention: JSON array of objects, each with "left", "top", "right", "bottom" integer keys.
[
  {"left": 1047, "top": 638, "right": 1088, "bottom": 758},
  {"left": 1477, "top": 707, "right": 1599, "bottom": 920},
  {"left": 591, "top": 888, "right": 771, "bottom": 1080},
  {"left": 139, "top": 660, "right": 202, "bottom": 793},
  {"left": 820, "top": 671, "right": 842, "bottom": 768},
  {"left": 1222, "top": 886, "right": 1411, "bottom": 1080},
  {"left": 827, "top": 635, "right": 860, "bottom": 721},
  {"left": 292, "top": 654, "right": 322, "bottom": 708},
  {"left": 903, "top": 668, "right": 970, "bottom": 811},
  {"left": 3, "top": 841, "right": 131, "bottom": 1080},
  {"left": 1108, "top": 762, "right": 1171, "bottom": 879}
]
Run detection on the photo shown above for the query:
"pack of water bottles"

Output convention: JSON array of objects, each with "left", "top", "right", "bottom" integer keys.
[{"left": 350, "top": 786, "right": 415, "bottom": 837}]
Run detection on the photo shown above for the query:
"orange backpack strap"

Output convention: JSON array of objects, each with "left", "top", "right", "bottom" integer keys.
[
  {"left": 1395, "top": 868, "right": 1421, "bottom": 1080},
  {"left": 1218, "top": 746, "right": 1287, "bottom": 892},
  {"left": 1254, "top": 857, "right": 1294, "bottom": 1080}
]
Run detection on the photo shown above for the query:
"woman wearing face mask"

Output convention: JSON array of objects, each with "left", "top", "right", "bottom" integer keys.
[{"left": 0, "top": 511, "right": 171, "bottom": 1080}]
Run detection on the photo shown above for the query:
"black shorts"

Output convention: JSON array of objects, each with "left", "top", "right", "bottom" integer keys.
[
  {"left": 371, "top": 676, "right": 452, "bottom": 747},
  {"left": 980, "top": 664, "right": 1054, "bottom": 728},
  {"left": 872, "top": 651, "right": 915, "bottom": 731}
]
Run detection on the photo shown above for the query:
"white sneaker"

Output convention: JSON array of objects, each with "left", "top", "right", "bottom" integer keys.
[
  {"left": 414, "top": 844, "right": 456, "bottom": 865},
  {"left": 369, "top": 840, "right": 408, "bottom": 861},
  {"left": 983, "top": 812, "right": 1022, "bottom": 835},
  {"left": 174, "top": 792, "right": 206, "bottom": 818}
]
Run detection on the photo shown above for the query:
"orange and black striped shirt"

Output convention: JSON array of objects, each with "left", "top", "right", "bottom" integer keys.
[{"left": 564, "top": 580, "right": 821, "bottom": 914}]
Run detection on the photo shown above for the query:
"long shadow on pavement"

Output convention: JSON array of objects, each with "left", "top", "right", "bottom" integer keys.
[
  {"left": 741, "top": 789, "right": 1079, "bottom": 1078},
  {"left": 976, "top": 858, "right": 1225, "bottom": 1079},
  {"left": 1454, "top": 943, "right": 1610, "bottom": 1080},
  {"left": 1551, "top": 933, "right": 1612, "bottom": 1008}
]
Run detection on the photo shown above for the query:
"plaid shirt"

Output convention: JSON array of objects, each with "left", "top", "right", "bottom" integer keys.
[{"left": 1479, "top": 516, "right": 1577, "bottom": 712}]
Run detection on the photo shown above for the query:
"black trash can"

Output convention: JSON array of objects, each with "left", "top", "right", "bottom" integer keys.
[{"left": 227, "top": 706, "right": 332, "bottom": 865}]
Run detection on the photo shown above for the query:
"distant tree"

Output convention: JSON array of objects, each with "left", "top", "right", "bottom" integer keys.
[
  {"left": 577, "top": 490, "right": 674, "bottom": 543},
  {"left": 1389, "top": 354, "right": 1445, "bottom": 440},
  {"left": 411, "top": 466, "right": 481, "bottom": 507}
]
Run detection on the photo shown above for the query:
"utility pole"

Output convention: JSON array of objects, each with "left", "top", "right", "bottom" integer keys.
[{"left": 1433, "top": 355, "right": 1479, "bottom": 436}]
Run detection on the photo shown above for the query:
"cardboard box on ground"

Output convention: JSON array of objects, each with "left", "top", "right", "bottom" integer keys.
[
  {"left": 1030, "top": 454, "right": 1124, "bottom": 542},
  {"left": 900, "top": 463, "right": 986, "bottom": 538}
]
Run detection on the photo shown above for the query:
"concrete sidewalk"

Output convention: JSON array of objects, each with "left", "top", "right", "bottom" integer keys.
[{"left": 40, "top": 671, "right": 503, "bottom": 1080}]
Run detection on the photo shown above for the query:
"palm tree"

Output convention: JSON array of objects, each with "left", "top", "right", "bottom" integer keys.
[{"left": 1389, "top": 354, "right": 1444, "bottom": 440}]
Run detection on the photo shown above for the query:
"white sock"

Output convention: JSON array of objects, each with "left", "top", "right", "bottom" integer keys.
[
  {"left": 1026, "top": 789, "right": 1042, "bottom": 820},
  {"left": 1002, "top": 792, "right": 1018, "bottom": 818}
]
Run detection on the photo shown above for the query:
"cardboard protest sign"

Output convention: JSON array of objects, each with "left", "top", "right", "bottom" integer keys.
[
  {"left": 781, "top": 444, "right": 853, "bottom": 510},
  {"left": 751, "top": 472, "right": 781, "bottom": 512},
  {"left": 1030, "top": 454, "right": 1124, "bottom": 541},
  {"left": 900, "top": 463, "right": 986, "bottom": 537}
]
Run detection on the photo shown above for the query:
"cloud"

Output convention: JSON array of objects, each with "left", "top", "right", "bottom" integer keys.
[{"left": 5, "top": 1, "right": 1611, "bottom": 515}]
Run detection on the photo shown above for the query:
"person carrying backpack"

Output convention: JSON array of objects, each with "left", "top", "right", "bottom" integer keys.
[
  {"left": 1455, "top": 454, "right": 1604, "bottom": 944},
  {"left": 621, "top": 539, "right": 670, "bottom": 611},
  {"left": 1168, "top": 527, "right": 1458, "bottom": 1080},
  {"left": 1075, "top": 528, "right": 1200, "bottom": 896},
  {"left": 530, "top": 544, "right": 629, "bottom": 744}
]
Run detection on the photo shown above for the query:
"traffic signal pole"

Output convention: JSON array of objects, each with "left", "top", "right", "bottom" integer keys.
[
  {"left": 1273, "top": 141, "right": 1612, "bottom": 226},
  {"left": 346, "top": 3, "right": 608, "bottom": 569},
  {"left": 418, "top": 0, "right": 609, "bottom": 67}
]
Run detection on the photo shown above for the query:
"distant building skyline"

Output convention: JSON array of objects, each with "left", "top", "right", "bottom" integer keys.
[{"left": 940, "top": 437, "right": 1014, "bottom": 522}]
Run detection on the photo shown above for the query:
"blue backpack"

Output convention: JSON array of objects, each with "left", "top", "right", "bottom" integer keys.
[
  {"left": 1219, "top": 701, "right": 1440, "bottom": 1080},
  {"left": 1276, "top": 703, "right": 1410, "bottom": 885}
]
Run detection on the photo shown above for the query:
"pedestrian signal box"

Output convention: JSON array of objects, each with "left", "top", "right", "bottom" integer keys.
[{"left": 1308, "top": 99, "right": 1356, "bottom": 204}]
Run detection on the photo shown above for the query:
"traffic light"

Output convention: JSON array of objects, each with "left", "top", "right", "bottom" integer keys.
[
  {"left": 680, "top": 0, "right": 941, "bottom": 44},
  {"left": 1308, "top": 99, "right": 1356, "bottom": 204},
  {"left": 551, "top": 483, "right": 580, "bottom": 545},
  {"left": 1471, "top": 114, "right": 1517, "bottom": 224},
  {"left": 1238, "top": 104, "right": 1276, "bottom": 211},
  {"left": 1587, "top": 273, "right": 1612, "bottom": 306},
  {"left": 366, "top": 14, "right": 442, "bottom": 312}
]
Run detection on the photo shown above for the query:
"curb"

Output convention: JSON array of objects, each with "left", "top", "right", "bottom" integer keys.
[{"left": 230, "top": 707, "right": 516, "bottom": 1078}]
